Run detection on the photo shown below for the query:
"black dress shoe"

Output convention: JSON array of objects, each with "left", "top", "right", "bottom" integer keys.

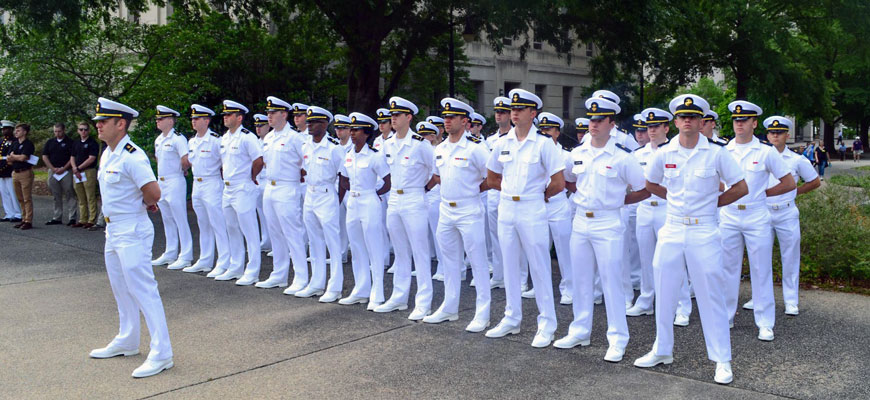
[
  {"left": 45, "top": 219, "right": 62, "bottom": 225},
  {"left": 20, "top": 222, "right": 32, "bottom": 230},
  {"left": 66, "top": 219, "right": 77, "bottom": 226},
  {"left": 13, "top": 222, "right": 24, "bottom": 228},
  {"left": 9, "top": 217, "right": 21, "bottom": 222},
  {"left": 0, "top": 218, "right": 9, "bottom": 222}
]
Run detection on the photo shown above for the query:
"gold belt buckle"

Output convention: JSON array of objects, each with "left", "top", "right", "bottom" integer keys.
[
  {"left": 397, "top": 189, "right": 404, "bottom": 194},
  {"left": 737, "top": 204, "right": 746, "bottom": 210},
  {"left": 585, "top": 211, "right": 594, "bottom": 218},
  {"left": 271, "top": 180, "right": 276, "bottom": 186},
  {"left": 159, "top": 177, "right": 165, "bottom": 181},
  {"left": 224, "top": 181, "right": 230, "bottom": 186},
  {"left": 650, "top": 201, "right": 658, "bottom": 206},
  {"left": 104, "top": 216, "right": 110, "bottom": 223},
  {"left": 196, "top": 177, "right": 203, "bottom": 182},
  {"left": 511, "top": 195, "right": 520, "bottom": 201},
  {"left": 448, "top": 201, "right": 457, "bottom": 207}
]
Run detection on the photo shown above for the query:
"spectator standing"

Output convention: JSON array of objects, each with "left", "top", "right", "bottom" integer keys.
[
  {"left": 8, "top": 123, "right": 35, "bottom": 229},
  {"left": 853, "top": 137, "right": 863, "bottom": 161},
  {"left": 814, "top": 142, "right": 829, "bottom": 180},
  {"left": 839, "top": 143, "right": 847, "bottom": 161},
  {"left": 71, "top": 122, "right": 100, "bottom": 228},
  {"left": 43, "top": 123, "right": 78, "bottom": 225},
  {"left": 0, "top": 120, "right": 22, "bottom": 222},
  {"left": 836, "top": 128, "right": 844, "bottom": 146}
]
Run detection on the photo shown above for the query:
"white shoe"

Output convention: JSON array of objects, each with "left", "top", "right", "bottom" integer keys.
[
  {"left": 674, "top": 314, "right": 690, "bottom": 327},
  {"left": 214, "top": 271, "right": 242, "bottom": 281},
  {"left": 714, "top": 362, "right": 733, "bottom": 384},
  {"left": 432, "top": 273, "right": 445, "bottom": 281},
  {"left": 254, "top": 278, "right": 288, "bottom": 289},
  {"left": 625, "top": 301, "right": 634, "bottom": 310},
  {"left": 89, "top": 344, "right": 139, "bottom": 359},
  {"left": 521, "top": 287, "right": 536, "bottom": 299},
  {"left": 490, "top": 279, "right": 505, "bottom": 289},
  {"left": 282, "top": 282, "right": 307, "bottom": 295},
  {"left": 386, "top": 265, "right": 396, "bottom": 274},
  {"left": 785, "top": 304, "right": 799, "bottom": 315},
  {"left": 594, "top": 295, "right": 603, "bottom": 305},
  {"left": 166, "top": 259, "right": 191, "bottom": 270},
  {"left": 206, "top": 268, "right": 226, "bottom": 278},
  {"left": 626, "top": 305, "right": 654, "bottom": 317},
  {"left": 743, "top": 299, "right": 754, "bottom": 310},
  {"left": 235, "top": 276, "right": 258, "bottom": 286},
  {"left": 150, "top": 254, "right": 174, "bottom": 266},
  {"left": 261, "top": 247, "right": 272, "bottom": 253},
  {"left": 266, "top": 251, "right": 273, "bottom": 257},
  {"left": 469, "top": 277, "right": 476, "bottom": 287},
  {"left": 422, "top": 310, "right": 459, "bottom": 324},
  {"left": 407, "top": 307, "right": 430, "bottom": 321},
  {"left": 604, "top": 345, "right": 625, "bottom": 362},
  {"left": 319, "top": 291, "right": 342, "bottom": 303},
  {"left": 131, "top": 358, "right": 173, "bottom": 378},
  {"left": 411, "top": 270, "right": 417, "bottom": 277},
  {"left": 633, "top": 351, "right": 674, "bottom": 368},
  {"left": 338, "top": 295, "right": 368, "bottom": 305},
  {"left": 758, "top": 327, "right": 774, "bottom": 341},
  {"left": 531, "top": 330, "right": 554, "bottom": 348},
  {"left": 729, "top": 319, "right": 734, "bottom": 329},
  {"left": 465, "top": 318, "right": 490, "bottom": 333},
  {"left": 374, "top": 300, "right": 408, "bottom": 313},
  {"left": 520, "top": 284, "right": 529, "bottom": 292},
  {"left": 559, "top": 294, "right": 573, "bottom": 305},
  {"left": 182, "top": 262, "right": 210, "bottom": 273},
  {"left": 295, "top": 286, "right": 325, "bottom": 298},
  {"left": 485, "top": 321, "right": 520, "bottom": 338},
  {"left": 366, "top": 301, "right": 382, "bottom": 311},
  {"left": 307, "top": 256, "right": 314, "bottom": 263},
  {"left": 553, "top": 335, "right": 590, "bottom": 349}
]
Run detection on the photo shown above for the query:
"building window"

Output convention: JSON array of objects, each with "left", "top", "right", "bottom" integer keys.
[
  {"left": 533, "top": 39, "right": 542, "bottom": 50},
  {"left": 470, "top": 80, "right": 485, "bottom": 111},
  {"left": 563, "top": 86, "right": 572, "bottom": 118},
  {"left": 535, "top": 84, "right": 546, "bottom": 104},
  {"left": 504, "top": 81, "right": 520, "bottom": 97},
  {"left": 502, "top": 38, "right": 512, "bottom": 46},
  {"left": 586, "top": 43, "right": 594, "bottom": 57}
]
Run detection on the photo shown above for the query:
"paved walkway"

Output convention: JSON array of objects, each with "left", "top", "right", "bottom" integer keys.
[{"left": 0, "top": 197, "right": 867, "bottom": 399}]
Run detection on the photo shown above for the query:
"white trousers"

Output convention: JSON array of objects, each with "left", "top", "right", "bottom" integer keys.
[
  {"left": 104, "top": 214, "right": 172, "bottom": 361},
  {"left": 486, "top": 191, "right": 502, "bottom": 281},
  {"left": 339, "top": 194, "right": 349, "bottom": 260},
  {"left": 380, "top": 193, "right": 391, "bottom": 266},
  {"left": 427, "top": 192, "right": 443, "bottom": 275},
  {"left": 256, "top": 185, "right": 271, "bottom": 250},
  {"left": 157, "top": 176, "right": 193, "bottom": 262},
  {"left": 222, "top": 182, "right": 261, "bottom": 278},
  {"left": 346, "top": 192, "right": 385, "bottom": 303},
  {"left": 620, "top": 208, "right": 637, "bottom": 304},
  {"left": 547, "top": 196, "right": 573, "bottom": 298},
  {"left": 653, "top": 220, "right": 731, "bottom": 362},
  {"left": 191, "top": 177, "right": 230, "bottom": 271},
  {"left": 263, "top": 181, "right": 307, "bottom": 285},
  {"left": 0, "top": 176, "right": 21, "bottom": 218},
  {"left": 386, "top": 191, "right": 432, "bottom": 309},
  {"left": 770, "top": 205, "right": 801, "bottom": 307},
  {"left": 497, "top": 198, "right": 557, "bottom": 335},
  {"left": 625, "top": 206, "right": 641, "bottom": 285},
  {"left": 567, "top": 211, "right": 629, "bottom": 347},
  {"left": 435, "top": 198, "right": 490, "bottom": 319},
  {"left": 720, "top": 207, "right": 776, "bottom": 329},
  {"left": 303, "top": 187, "right": 343, "bottom": 293}
]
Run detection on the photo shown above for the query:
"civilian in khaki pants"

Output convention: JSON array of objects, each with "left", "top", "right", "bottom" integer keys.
[
  {"left": 72, "top": 122, "right": 100, "bottom": 228},
  {"left": 9, "top": 123, "right": 35, "bottom": 229}
]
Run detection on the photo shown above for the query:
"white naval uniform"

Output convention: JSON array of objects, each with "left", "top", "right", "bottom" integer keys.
[
  {"left": 256, "top": 135, "right": 271, "bottom": 251},
  {"left": 261, "top": 123, "right": 308, "bottom": 287},
  {"left": 302, "top": 135, "right": 346, "bottom": 294},
  {"left": 341, "top": 144, "right": 390, "bottom": 304},
  {"left": 188, "top": 130, "right": 230, "bottom": 272},
  {"left": 563, "top": 137, "right": 644, "bottom": 348},
  {"left": 338, "top": 140, "right": 353, "bottom": 260},
  {"left": 383, "top": 132, "right": 434, "bottom": 310},
  {"left": 632, "top": 142, "right": 692, "bottom": 316},
  {"left": 432, "top": 135, "right": 491, "bottom": 320},
  {"left": 99, "top": 135, "right": 172, "bottom": 361},
  {"left": 646, "top": 134, "right": 744, "bottom": 362},
  {"left": 767, "top": 148, "right": 817, "bottom": 309},
  {"left": 373, "top": 133, "right": 393, "bottom": 265},
  {"left": 486, "top": 127, "right": 562, "bottom": 335},
  {"left": 485, "top": 132, "right": 529, "bottom": 288},
  {"left": 721, "top": 137, "right": 790, "bottom": 329},
  {"left": 220, "top": 126, "right": 263, "bottom": 279},
  {"left": 426, "top": 178, "right": 443, "bottom": 276},
  {"left": 153, "top": 129, "right": 193, "bottom": 263},
  {"left": 548, "top": 143, "right": 574, "bottom": 300}
]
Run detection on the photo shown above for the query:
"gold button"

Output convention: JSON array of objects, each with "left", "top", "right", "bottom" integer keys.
[
  {"left": 225, "top": 181, "right": 230, "bottom": 186},
  {"left": 511, "top": 196, "right": 520, "bottom": 201},
  {"left": 585, "top": 211, "right": 594, "bottom": 218},
  {"left": 650, "top": 201, "right": 658, "bottom": 206},
  {"left": 271, "top": 180, "right": 276, "bottom": 186},
  {"left": 738, "top": 204, "right": 746, "bottom": 210},
  {"left": 159, "top": 177, "right": 165, "bottom": 181},
  {"left": 196, "top": 177, "right": 202, "bottom": 182},
  {"left": 397, "top": 189, "right": 404, "bottom": 194},
  {"left": 104, "top": 217, "right": 110, "bottom": 223},
  {"left": 448, "top": 202, "right": 457, "bottom": 207}
]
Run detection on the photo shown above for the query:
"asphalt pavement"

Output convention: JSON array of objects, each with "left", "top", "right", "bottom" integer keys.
[{"left": 0, "top": 195, "right": 868, "bottom": 399}]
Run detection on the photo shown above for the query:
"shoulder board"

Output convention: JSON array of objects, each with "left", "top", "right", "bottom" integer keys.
[
  {"left": 466, "top": 135, "right": 481, "bottom": 144},
  {"left": 615, "top": 143, "right": 631, "bottom": 153},
  {"left": 175, "top": 131, "right": 183, "bottom": 136},
  {"left": 241, "top": 128, "right": 252, "bottom": 134},
  {"left": 499, "top": 132, "right": 508, "bottom": 137},
  {"left": 538, "top": 131, "right": 551, "bottom": 138},
  {"left": 759, "top": 139, "right": 773, "bottom": 146},
  {"left": 327, "top": 136, "right": 339, "bottom": 145},
  {"left": 367, "top": 143, "right": 378, "bottom": 152},
  {"left": 210, "top": 131, "right": 219, "bottom": 138},
  {"left": 711, "top": 138, "right": 727, "bottom": 147},
  {"left": 124, "top": 143, "right": 136, "bottom": 153},
  {"left": 633, "top": 144, "right": 647, "bottom": 152},
  {"left": 562, "top": 144, "right": 575, "bottom": 152},
  {"left": 411, "top": 134, "right": 424, "bottom": 141}
]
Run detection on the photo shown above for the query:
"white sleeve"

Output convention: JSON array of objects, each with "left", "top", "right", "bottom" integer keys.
[
  {"left": 766, "top": 147, "right": 791, "bottom": 180},
  {"left": 717, "top": 147, "right": 745, "bottom": 187},
  {"left": 796, "top": 156, "right": 819, "bottom": 182},
  {"left": 623, "top": 153, "right": 646, "bottom": 191},
  {"left": 540, "top": 138, "right": 564, "bottom": 177}
]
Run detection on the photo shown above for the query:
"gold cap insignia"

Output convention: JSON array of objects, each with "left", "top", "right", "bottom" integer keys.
[
  {"left": 773, "top": 120, "right": 779, "bottom": 126},
  {"left": 513, "top": 94, "right": 519, "bottom": 101},
  {"left": 735, "top": 105, "right": 742, "bottom": 113},
  {"left": 590, "top": 102, "right": 598, "bottom": 112},
  {"left": 684, "top": 97, "right": 693, "bottom": 106},
  {"left": 351, "top": 116, "right": 357, "bottom": 122}
]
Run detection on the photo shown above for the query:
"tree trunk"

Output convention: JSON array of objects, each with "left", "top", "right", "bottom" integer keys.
[
  {"left": 823, "top": 119, "right": 836, "bottom": 154},
  {"left": 860, "top": 117, "right": 869, "bottom": 149},
  {"left": 345, "top": 43, "right": 383, "bottom": 115}
]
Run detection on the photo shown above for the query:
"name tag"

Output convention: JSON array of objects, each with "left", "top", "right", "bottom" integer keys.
[{"left": 665, "top": 163, "right": 677, "bottom": 168}]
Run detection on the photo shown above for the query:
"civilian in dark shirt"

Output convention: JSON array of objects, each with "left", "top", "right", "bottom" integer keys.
[
  {"left": 815, "top": 143, "right": 829, "bottom": 180},
  {"left": 42, "top": 123, "right": 78, "bottom": 225},
  {"left": 7, "top": 123, "right": 35, "bottom": 228},
  {"left": 0, "top": 121, "right": 22, "bottom": 222},
  {"left": 71, "top": 122, "right": 100, "bottom": 227}
]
